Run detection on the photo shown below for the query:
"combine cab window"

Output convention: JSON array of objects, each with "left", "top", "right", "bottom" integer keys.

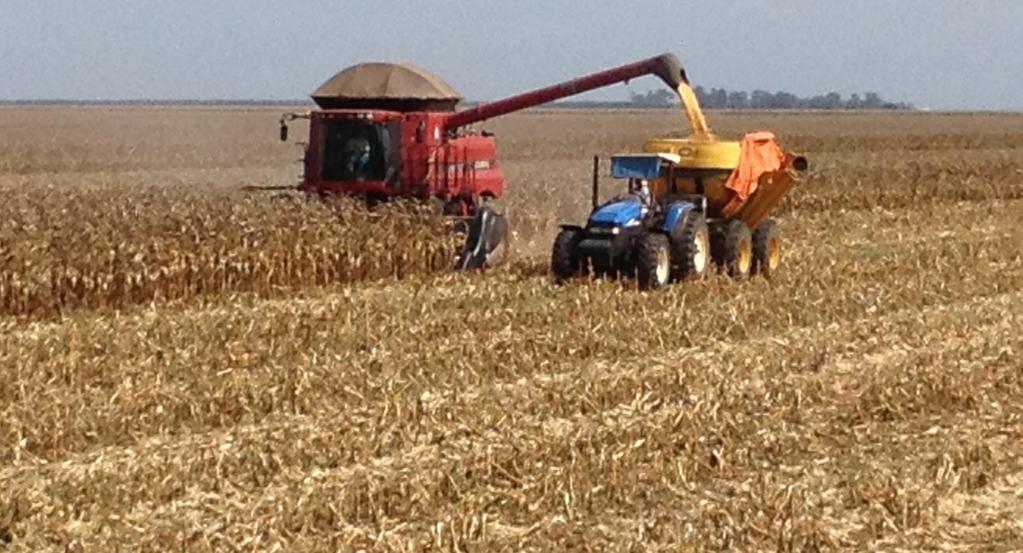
[{"left": 320, "top": 120, "right": 400, "bottom": 182}]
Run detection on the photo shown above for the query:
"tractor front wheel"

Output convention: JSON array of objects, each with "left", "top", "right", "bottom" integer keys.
[
  {"left": 636, "top": 233, "right": 672, "bottom": 290},
  {"left": 711, "top": 219, "right": 753, "bottom": 278},
  {"left": 551, "top": 228, "right": 585, "bottom": 283},
  {"left": 752, "top": 219, "right": 782, "bottom": 277}
]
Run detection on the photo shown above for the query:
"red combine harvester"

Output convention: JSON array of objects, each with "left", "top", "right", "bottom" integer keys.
[{"left": 276, "top": 54, "right": 687, "bottom": 269}]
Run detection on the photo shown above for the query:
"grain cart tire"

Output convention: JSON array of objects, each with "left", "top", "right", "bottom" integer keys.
[
  {"left": 711, "top": 219, "right": 753, "bottom": 278},
  {"left": 636, "top": 233, "right": 672, "bottom": 290},
  {"left": 670, "top": 213, "right": 710, "bottom": 281},
  {"left": 551, "top": 228, "right": 585, "bottom": 284},
  {"left": 752, "top": 219, "right": 782, "bottom": 278}
]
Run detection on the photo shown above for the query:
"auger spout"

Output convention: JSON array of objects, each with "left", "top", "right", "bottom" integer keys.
[{"left": 444, "top": 53, "right": 688, "bottom": 130}]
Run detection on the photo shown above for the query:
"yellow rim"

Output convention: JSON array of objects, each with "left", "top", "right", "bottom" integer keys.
[
  {"left": 738, "top": 237, "right": 752, "bottom": 274},
  {"left": 655, "top": 247, "right": 670, "bottom": 283},
  {"left": 693, "top": 229, "right": 709, "bottom": 274},
  {"left": 768, "top": 236, "right": 781, "bottom": 269}
]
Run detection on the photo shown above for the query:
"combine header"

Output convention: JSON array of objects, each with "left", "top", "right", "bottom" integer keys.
[{"left": 277, "top": 54, "right": 689, "bottom": 269}]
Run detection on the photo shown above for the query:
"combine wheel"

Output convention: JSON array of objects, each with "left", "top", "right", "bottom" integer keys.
[
  {"left": 670, "top": 212, "right": 710, "bottom": 281},
  {"left": 551, "top": 228, "right": 586, "bottom": 283},
  {"left": 752, "top": 219, "right": 782, "bottom": 278},
  {"left": 711, "top": 219, "right": 753, "bottom": 278},
  {"left": 636, "top": 233, "right": 672, "bottom": 290}
]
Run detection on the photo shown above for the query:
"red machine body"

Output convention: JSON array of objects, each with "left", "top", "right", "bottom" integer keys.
[{"left": 291, "top": 54, "right": 685, "bottom": 216}]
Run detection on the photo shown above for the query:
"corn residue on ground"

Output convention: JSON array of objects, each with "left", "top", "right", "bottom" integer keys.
[{"left": 1, "top": 106, "right": 1022, "bottom": 551}]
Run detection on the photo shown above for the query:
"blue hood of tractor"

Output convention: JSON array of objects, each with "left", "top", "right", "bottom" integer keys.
[{"left": 589, "top": 198, "right": 643, "bottom": 226}]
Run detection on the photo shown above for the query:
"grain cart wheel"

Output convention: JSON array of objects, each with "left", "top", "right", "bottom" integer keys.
[
  {"left": 711, "top": 219, "right": 753, "bottom": 278},
  {"left": 636, "top": 233, "right": 672, "bottom": 290},
  {"left": 752, "top": 219, "right": 781, "bottom": 278},
  {"left": 551, "top": 228, "right": 586, "bottom": 284},
  {"left": 670, "top": 213, "right": 710, "bottom": 281}
]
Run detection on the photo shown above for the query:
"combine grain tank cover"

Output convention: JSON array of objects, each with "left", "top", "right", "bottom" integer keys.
[{"left": 312, "top": 61, "right": 463, "bottom": 111}]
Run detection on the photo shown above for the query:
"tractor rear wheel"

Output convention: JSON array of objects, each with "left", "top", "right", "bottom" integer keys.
[
  {"left": 752, "top": 219, "right": 781, "bottom": 277},
  {"left": 636, "top": 233, "right": 672, "bottom": 290},
  {"left": 670, "top": 213, "right": 710, "bottom": 281},
  {"left": 551, "top": 228, "right": 585, "bottom": 283},
  {"left": 711, "top": 219, "right": 753, "bottom": 278}
]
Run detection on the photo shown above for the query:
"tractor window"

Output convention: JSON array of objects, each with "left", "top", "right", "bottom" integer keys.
[{"left": 320, "top": 120, "right": 400, "bottom": 182}]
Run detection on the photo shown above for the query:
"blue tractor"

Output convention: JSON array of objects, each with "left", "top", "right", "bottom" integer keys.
[{"left": 551, "top": 154, "right": 711, "bottom": 289}]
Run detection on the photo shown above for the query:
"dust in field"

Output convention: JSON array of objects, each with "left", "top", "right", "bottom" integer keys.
[{"left": 1, "top": 107, "right": 1023, "bottom": 550}]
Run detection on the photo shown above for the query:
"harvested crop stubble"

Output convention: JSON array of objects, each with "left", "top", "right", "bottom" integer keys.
[
  {"left": 0, "top": 186, "right": 458, "bottom": 318},
  {"left": 3, "top": 200, "right": 1022, "bottom": 460},
  {"left": 3, "top": 107, "right": 1023, "bottom": 551},
  {"left": 2, "top": 271, "right": 1022, "bottom": 549},
  {"left": 3, "top": 196, "right": 1023, "bottom": 549}
]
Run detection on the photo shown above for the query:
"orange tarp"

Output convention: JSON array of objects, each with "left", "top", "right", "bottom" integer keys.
[{"left": 721, "top": 131, "right": 788, "bottom": 216}]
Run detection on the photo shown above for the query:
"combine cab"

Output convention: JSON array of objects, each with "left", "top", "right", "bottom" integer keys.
[{"left": 274, "top": 54, "right": 692, "bottom": 270}]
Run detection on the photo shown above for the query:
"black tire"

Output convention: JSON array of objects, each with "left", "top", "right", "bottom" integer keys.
[
  {"left": 636, "top": 233, "right": 672, "bottom": 290},
  {"left": 752, "top": 219, "right": 781, "bottom": 278},
  {"left": 551, "top": 228, "right": 584, "bottom": 283},
  {"left": 710, "top": 219, "right": 753, "bottom": 278},
  {"left": 670, "top": 213, "right": 710, "bottom": 281}
]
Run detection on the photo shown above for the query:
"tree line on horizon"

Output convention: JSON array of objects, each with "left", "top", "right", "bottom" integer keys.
[
  {"left": 631, "top": 87, "right": 913, "bottom": 110},
  {"left": 2, "top": 87, "right": 913, "bottom": 111}
]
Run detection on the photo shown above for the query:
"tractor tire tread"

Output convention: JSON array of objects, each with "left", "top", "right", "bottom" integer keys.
[
  {"left": 551, "top": 228, "right": 584, "bottom": 283},
  {"left": 636, "top": 233, "right": 671, "bottom": 290},
  {"left": 670, "top": 212, "right": 709, "bottom": 281}
]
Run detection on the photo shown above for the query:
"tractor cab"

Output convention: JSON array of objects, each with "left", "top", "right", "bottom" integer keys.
[
  {"left": 607, "top": 153, "right": 683, "bottom": 210},
  {"left": 586, "top": 153, "right": 692, "bottom": 228}
]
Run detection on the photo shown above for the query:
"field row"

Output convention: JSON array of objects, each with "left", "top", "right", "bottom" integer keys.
[
  {"left": 0, "top": 189, "right": 457, "bottom": 318},
  {"left": 4, "top": 108, "right": 1023, "bottom": 550},
  {"left": 3, "top": 262, "right": 1020, "bottom": 550},
  {"left": 3, "top": 156, "right": 1021, "bottom": 320},
  {"left": 5, "top": 197, "right": 1021, "bottom": 459},
  {"left": 2, "top": 195, "right": 1022, "bottom": 549}
]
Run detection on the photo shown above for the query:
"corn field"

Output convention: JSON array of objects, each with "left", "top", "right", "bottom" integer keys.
[
  {"left": 1, "top": 106, "right": 1022, "bottom": 551},
  {"left": 0, "top": 188, "right": 457, "bottom": 318}
]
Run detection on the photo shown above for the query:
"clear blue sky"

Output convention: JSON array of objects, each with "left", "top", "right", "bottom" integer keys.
[{"left": 2, "top": 0, "right": 1021, "bottom": 109}]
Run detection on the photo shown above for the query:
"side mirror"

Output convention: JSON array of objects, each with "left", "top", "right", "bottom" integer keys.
[{"left": 279, "top": 122, "right": 289, "bottom": 142}]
